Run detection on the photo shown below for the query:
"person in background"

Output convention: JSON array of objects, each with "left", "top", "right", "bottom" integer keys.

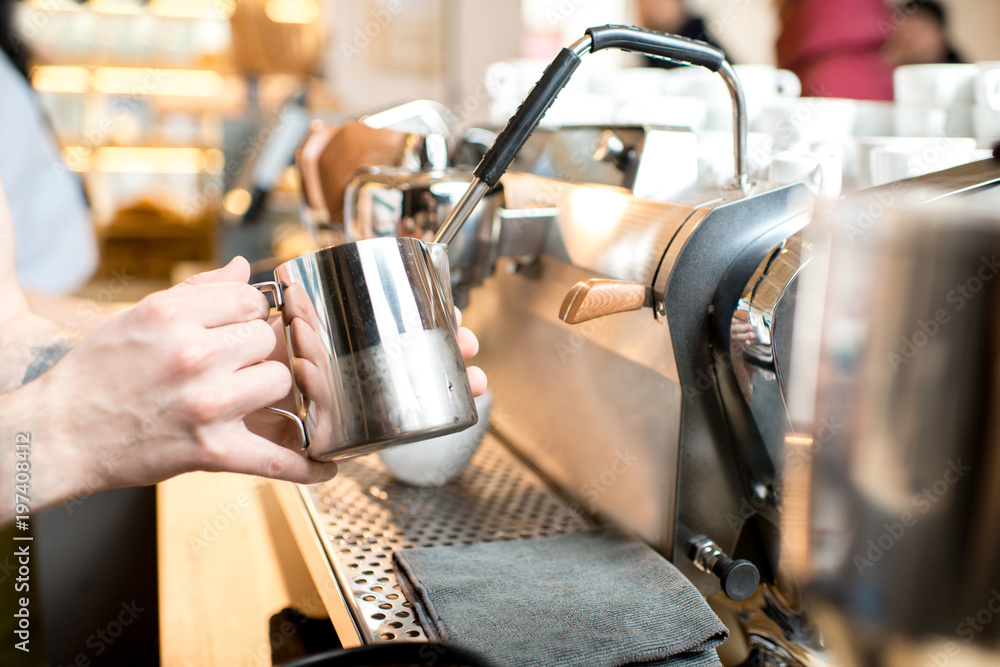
[
  {"left": 884, "top": 0, "right": 964, "bottom": 67},
  {"left": 636, "top": 0, "right": 727, "bottom": 67},
  {"left": 0, "top": 0, "right": 99, "bottom": 296},
  {"left": 775, "top": 0, "right": 895, "bottom": 100}
]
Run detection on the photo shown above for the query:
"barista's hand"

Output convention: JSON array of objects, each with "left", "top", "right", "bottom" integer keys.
[
  {"left": 15, "top": 257, "right": 338, "bottom": 509},
  {"left": 251, "top": 281, "right": 337, "bottom": 453},
  {"left": 249, "top": 299, "right": 487, "bottom": 448},
  {"left": 455, "top": 308, "right": 487, "bottom": 397},
  {"left": 298, "top": 121, "right": 408, "bottom": 227}
]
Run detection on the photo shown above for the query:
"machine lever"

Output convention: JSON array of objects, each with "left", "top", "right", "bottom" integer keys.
[
  {"left": 688, "top": 536, "right": 760, "bottom": 602},
  {"left": 559, "top": 279, "right": 654, "bottom": 324}
]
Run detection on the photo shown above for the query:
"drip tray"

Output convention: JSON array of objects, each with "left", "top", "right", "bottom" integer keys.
[{"left": 293, "top": 432, "right": 593, "bottom": 643}]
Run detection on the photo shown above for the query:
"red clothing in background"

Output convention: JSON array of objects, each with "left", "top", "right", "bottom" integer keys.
[{"left": 777, "top": 0, "right": 895, "bottom": 100}]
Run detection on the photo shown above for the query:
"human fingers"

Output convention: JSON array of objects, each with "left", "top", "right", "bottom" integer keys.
[
  {"left": 198, "top": 423, "right": 338, "bottom": 484},
  {"left": 190, "top": 360, "right": 293, "bottom": 425},
  {"left": 456, "top": 325, "right": 479, "bottom": 361},
  {"left": 264, "top": 315, "right": 292, "bottom": 365},
  {"left": 212, "top": 318, "right": 280, "bottom": 371},
  {"left": 157, "top": 281, "right": 271, "bottom": 329},
  {"left": 181, "top": 256, "right": 251, "bottom": 286},
  {"left": 243, "top": 408, "right": 299, "bottom": 448},
  {"left": 466, "top": 365, "right": 487, "bottom": 397}
]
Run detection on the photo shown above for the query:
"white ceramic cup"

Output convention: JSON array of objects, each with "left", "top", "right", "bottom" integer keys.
[
  {"left": 696, "top": 130, "right": 774, "bottom": 189},
  {"left": 849, "top": 136, "right": 905, "bottom": 190},
  {"left": 378, "top": 389, "right": 494, "bottom": 487},
  {"left": 869, "top": 137, "right": 977, "bottom": 186},
  {"left": 755, "top": 97, "right": 858, "bottom": 150},
  {"left": 490, "top": 91, "right": 619, "bottom": 128},
  {"left": 851, "top": 100, "right": 896, "bottom": 137},
  {"left": 893, "top": 64, "right": 977, "bottom": 106},
  {"left": 661, "top": 66, "right": 720, "bottom": 97},
  {"left": 588, "top": 67, "right": 674, "bottom": 102},
  {"left": 615, "top": 95, "right": 707, "bottom": 129},
  {"left": 973, "top": 105, "right": 1000, "bottom": 149},
  {"left": 681, "top": 64, "right": 800, "bottom": 103},
  {"left": 894, "top": 103, "right": 973, "bottom": 138},
  {"left": 974, "top": 63, "right": 1000, "bottom": 110},
  {"left": 734, "top": 64, "right": 802, "bottom": 100},
  {"left": 485, "top": 58, "right": 590, "bottom": 102},
  {"left": 769, "top": 150, "right": 842, "bottom": 200},
  {"left": 894, "top": 104, "right": 947, "bottom": 137},
  {"left": 682, "top": 64, "right": 801, "bottom": 131}
]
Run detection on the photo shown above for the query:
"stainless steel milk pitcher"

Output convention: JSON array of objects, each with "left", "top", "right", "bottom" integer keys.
[{"left": 256, "top": 236, "right": 477, "bottom": 461}]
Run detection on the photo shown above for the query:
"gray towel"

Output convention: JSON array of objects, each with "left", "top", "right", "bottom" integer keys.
[{"left": 392, "top": 527, "right": 728, "bottom": 667}]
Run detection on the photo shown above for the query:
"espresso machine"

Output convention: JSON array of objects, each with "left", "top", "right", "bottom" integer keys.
[{"left": 276, "top": 25, "right": 1000, "bottom": 666}]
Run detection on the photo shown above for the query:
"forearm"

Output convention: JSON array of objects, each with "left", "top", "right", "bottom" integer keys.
[
  {"left": 0, "top": 374, "right": 80, "bottom": 526},
  {"left": 0, "top": 310, "right": 74, "bottom": 392},
  {"left": 0, "top": 183, "right": 94, "bottom": 524},
  {"left": 0, "top": 312, "right": 80, "bottom": 526},
  {"left": 25, "top": 291, "right": 131, "bottom": 338}
]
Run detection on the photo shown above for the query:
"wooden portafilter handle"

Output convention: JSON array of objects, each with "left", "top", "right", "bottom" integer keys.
[{"left": 559, "top": 279, "right": 649, "bottom": 325}]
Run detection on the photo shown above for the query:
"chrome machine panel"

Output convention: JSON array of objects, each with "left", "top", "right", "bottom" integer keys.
[{"left": 462, "top": 172, "right": 814, "bottom": 596}]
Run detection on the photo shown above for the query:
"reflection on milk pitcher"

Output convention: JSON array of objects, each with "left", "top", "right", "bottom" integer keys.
[{"left": 255, "top": 237, "right": 478, "bottom": 461}]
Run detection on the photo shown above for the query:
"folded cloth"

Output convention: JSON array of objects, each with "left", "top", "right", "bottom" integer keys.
[{"left": 392, "top": 526, "right": 729, "bottom": 667}]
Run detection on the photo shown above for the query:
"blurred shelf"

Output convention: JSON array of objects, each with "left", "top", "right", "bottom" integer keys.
[
  {"left": 63, "top": 146, "right": 224, "bottom": 174},
  {"left": 17, "top": 0, "right": 325, "bottom": 265},
  {"left": 21, "top": 0, "right": 235, "bottom": 20}
]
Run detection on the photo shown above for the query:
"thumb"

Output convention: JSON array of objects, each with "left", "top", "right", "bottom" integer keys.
[{"left": 182, "top": 256, "right": 251, "bottom": 286}]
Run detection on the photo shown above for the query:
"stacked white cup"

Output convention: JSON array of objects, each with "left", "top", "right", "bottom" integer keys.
[
  {"left": 973, "top": 62, "right": 1000, "bottom": 149},
  {"left": 590, "top": 67, "right": 709, "bottom": 129},
  {"left": 486, "top": 59, "right": 615, "bottom": 128},
  {"left": 893, "top": 63, "right": 977, "bottom": 137},
  {"left": 677, "top": 64, "right": 801, "bottom": 131}
]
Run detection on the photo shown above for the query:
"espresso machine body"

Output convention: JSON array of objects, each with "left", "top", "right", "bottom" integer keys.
[
  {"left": 326, "top": 24, "right": 1000, "bottom": 661},
  {"left": 460, "top": 158, "right": 1000, "bottom": 664},
  {"left": 333, "top": 26, "right": 822, "bottom": 652},
  {"left": 460, "top": 172, "right": 813, "bottom": 593}
]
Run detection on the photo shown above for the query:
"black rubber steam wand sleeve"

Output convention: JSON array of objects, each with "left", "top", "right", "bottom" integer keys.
[
  {"left": 473, "top": 47, "right": 582, "bottom": 188},
  {"left": 472, "top": 24, "right": 725, "bottom": 189},
  {"left": 586, "top": 24, "right": 725, "bottom": 72}
]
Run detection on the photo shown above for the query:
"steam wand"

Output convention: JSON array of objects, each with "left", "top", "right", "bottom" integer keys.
[{"left": 433, "top": 24, "right": 748, "bottom": 247}]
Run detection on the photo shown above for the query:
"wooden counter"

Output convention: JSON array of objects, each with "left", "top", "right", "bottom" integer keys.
[{"left": 157, "top": 472, "right": 330, "bottom": 667}]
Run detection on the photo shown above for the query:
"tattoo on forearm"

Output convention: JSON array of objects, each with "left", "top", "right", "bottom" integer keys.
[
  {"left": 22, "top": 342, "right": 73, "bottom": 384},
  {"left": 0, "top": 312, "right": 75, "bottom": 391},
  {"left": 0, "top": 309, "right": 82, "bottom": 525}
]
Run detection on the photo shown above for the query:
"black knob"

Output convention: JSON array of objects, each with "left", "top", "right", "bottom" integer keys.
[
  {"left": 712, "top": 556, "right": 760, "bottom": 601},
  {"left": 688, "top": 536, "right": 761, "bottom": 602}
]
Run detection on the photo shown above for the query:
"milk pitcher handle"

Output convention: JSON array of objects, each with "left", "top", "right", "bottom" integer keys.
[{"left": 253, "top": 280, "right": 310, "bottom": 451}]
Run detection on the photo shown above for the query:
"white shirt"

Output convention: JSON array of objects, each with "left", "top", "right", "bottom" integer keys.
[{"left": 0, "top": 54, "right": 97, "bottom": 295}]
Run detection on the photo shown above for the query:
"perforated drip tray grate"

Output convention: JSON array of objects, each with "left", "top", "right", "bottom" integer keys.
[{"left": 300, "top": 432, "right": 592, "bottom": 643}]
